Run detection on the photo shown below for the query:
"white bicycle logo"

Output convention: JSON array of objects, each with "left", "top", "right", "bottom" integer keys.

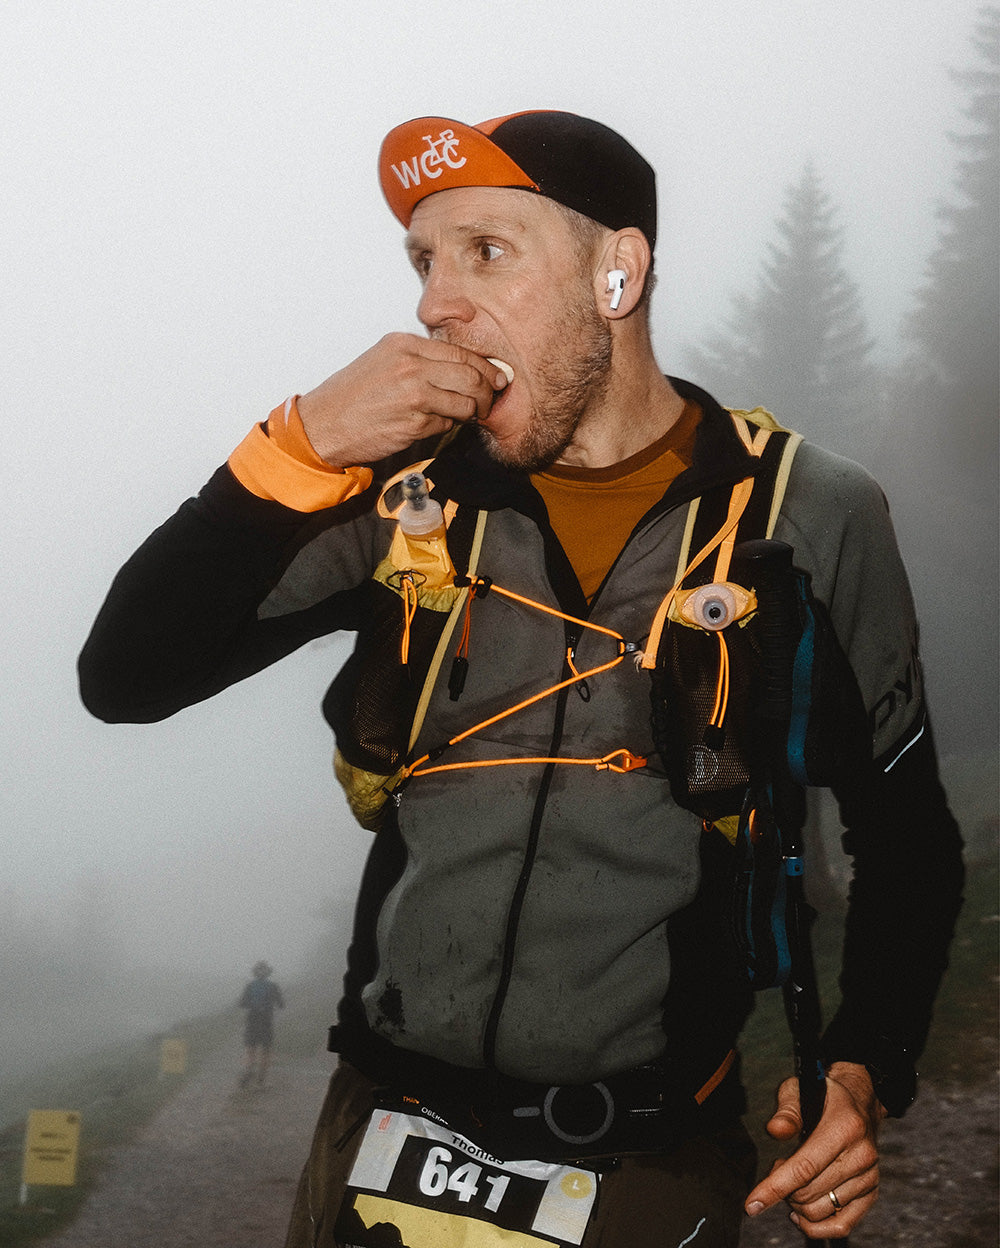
[{"left": 419, "top": 130, "right": 467, "bottom": 180}]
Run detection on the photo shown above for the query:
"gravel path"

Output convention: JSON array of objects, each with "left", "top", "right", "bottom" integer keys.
[
  {"left": 37, "top": 1050, "right": 996, "bottom": 1247},
  {"left": 39, "top": 1046, "right": 334, "bottom": 1248}
]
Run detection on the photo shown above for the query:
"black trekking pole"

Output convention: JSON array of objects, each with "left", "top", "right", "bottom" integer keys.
[
  {"left": 780, "top": 825, "right": 849, "bottom": 1247},
  {"left": 735, "top": 539, "right": 849, "bottom": 1248}
]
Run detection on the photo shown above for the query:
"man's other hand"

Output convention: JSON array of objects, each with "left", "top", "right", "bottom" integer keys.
[{"left": 744, "top": 1061, "right": 886, "bottom": 1239}]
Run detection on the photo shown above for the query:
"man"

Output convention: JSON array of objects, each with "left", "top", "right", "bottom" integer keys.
[
  {"left": 239, "top": 960, "right": 285, "bottom": 1087},
  {"left": 79, "top": 111, "right": 963, "bottom": 1246}
]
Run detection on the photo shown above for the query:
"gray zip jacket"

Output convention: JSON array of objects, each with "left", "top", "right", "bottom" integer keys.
[{"left": 78, "top": 379, "right": 962, "bottom": 1109}]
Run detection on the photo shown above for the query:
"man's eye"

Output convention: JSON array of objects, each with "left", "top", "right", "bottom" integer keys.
[{"left": 479, "top": 243, "right": 504, "bottom": 262}]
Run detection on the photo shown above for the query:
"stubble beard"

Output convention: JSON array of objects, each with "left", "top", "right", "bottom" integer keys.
[{"left": 477, "top": 299, "right": 614, "bottom": 473}]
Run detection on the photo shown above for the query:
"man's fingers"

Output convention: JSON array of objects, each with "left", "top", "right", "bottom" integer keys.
[
  {"left": 790, "top": 1177, "right": 880, "bottom": 1239},
  {"left": 765, "top": 1108, "right": 802, "bottom": 1141},
  {"left": 747, "top": 1080, "right": 847, "bottom": 1214},
  {"left": 422, "top": 363, "right": 496, "bottom": 424},
  {"left": 765, "top": 1076, "right": 803, "bottom": 1140},
  {"left": 790, "top": 1164, "right": 879, "bottom": 1221},
  {"left": 418, "top": 336, "right": 512, "bottom": 392},
  {"left": 749, "top": 1131, "right": 873, "bottom": 1212},
  {"left": 399, "top": 337, "right": 507, "bottom": 425},
  {"left": 747, "top": 1091, "right": 881, "bottom": 1239}
]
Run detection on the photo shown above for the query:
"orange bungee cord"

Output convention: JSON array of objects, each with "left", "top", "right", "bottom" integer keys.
[{"left": 400, "top": 577, "right": 648, "bottom": 782}]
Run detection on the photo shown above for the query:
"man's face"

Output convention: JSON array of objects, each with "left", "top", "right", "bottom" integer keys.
[{"left": 406, "top": 187, "right": 612, "bottom": 471}]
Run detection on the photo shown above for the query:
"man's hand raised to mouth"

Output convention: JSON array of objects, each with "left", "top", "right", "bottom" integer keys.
[{"left": 297, "top": 333, "right": 510, "bottom": 467}]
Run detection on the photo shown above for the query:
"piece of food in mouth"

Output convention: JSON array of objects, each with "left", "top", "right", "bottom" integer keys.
[{"left": 487, "top": 357, "right": 515, "bottom": 385}]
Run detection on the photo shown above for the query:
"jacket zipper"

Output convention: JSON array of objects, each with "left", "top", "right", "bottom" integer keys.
[
  {"left": 478, "top": 500, "right": 683, "bottom": 1068},
  {"left": 481, "top": 620, "right": 577, "bottom": 1069}
]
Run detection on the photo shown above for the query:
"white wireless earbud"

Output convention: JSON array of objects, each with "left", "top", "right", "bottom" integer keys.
[{"left": 607, "top": 269, "right": 627, "bottom": 311}]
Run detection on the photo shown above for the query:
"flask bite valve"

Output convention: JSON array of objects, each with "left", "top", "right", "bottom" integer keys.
[
  {"left": 398, "top": 471, "right": 445, "bottom": 536},
  {"left": 402, "top": 471, "right": 429, "bottom": 507}
]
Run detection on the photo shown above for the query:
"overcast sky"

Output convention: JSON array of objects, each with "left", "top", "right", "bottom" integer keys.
[{"left": 1, "top": 0, "right": 979, "bottom": 993}]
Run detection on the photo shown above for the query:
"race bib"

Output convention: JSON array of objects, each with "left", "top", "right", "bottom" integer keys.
[{"left": 335, "top": 1106, "right": 599, "bottom": 1247}]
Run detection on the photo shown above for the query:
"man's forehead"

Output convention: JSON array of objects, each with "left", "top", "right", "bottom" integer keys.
[{"left": 405, "top": 185, "right": 562, "bottom": 244}]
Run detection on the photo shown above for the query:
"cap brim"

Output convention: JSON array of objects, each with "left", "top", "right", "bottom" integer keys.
[{"left": 379, "top": 117, "right": 539, "bottom": 227}]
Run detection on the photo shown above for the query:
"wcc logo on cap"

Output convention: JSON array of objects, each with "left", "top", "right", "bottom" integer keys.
[
  {"left": 379, "top": 116, "right": 541, "bottom": 228},
  {"left": 388, "top": 129, "right": 468, "bottom": 189}
]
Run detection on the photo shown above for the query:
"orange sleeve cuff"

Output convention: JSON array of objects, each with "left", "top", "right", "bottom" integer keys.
[{"left": 227, "top": 397, "right": 374, "bottom": 513}]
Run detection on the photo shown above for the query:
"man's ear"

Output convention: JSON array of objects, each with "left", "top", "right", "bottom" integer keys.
[{"left": 594, "top": 229, "right": 652, "bottom": 319}]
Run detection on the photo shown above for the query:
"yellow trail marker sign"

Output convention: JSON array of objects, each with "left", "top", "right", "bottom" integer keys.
[
  {"left": 22, "top": 1110, "right": 81, "bottom": 1188},
  {"left": 160, "top": 1036, "right": 188, "bottom": 1075}
]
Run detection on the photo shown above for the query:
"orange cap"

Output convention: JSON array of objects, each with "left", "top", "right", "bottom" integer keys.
[
  {"left": 379, "top": 114, "right": 540, "bottom": 228},
  {"left": 378, "top": 110, "right": 658, "bottom": 250}
]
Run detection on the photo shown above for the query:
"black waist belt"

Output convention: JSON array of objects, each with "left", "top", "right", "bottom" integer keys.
[{"left": 329, "top": 1024, "right": 740, "bottom": 1162}]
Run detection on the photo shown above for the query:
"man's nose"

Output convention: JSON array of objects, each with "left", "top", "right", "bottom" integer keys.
[{"left": 417, "top": 264, "right": 477, "bottom": 332}]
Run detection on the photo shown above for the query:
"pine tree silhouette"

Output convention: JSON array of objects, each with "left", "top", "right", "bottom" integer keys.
[
  {"left": 686, "top": 161, "right": 878, "bottom": 460},
  {"left": 877, "top": 6, "right": 999, "bottom": 755},
  {"left": 901, "top": 3, "right": 999, "bottom": 483}
]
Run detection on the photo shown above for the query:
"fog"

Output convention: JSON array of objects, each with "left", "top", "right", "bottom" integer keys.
[{"left": 2, "top": 0, "right": 993, "bottom": 1087}]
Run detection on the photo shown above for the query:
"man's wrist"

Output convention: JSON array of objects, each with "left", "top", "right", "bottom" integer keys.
[
  {"left": 826, "top": 1062, "right": 889, "bottom": 1121},
  {"left": 226, "top": 398, "right": 374, "bottom": 512},
  {"left": 823, "top": 1033, "right": 917, "bottom": 1118}
]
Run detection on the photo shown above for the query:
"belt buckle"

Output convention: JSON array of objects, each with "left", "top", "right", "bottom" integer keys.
[{"left": 513, "top": 1080, "right": 617, "bottom": 1147}]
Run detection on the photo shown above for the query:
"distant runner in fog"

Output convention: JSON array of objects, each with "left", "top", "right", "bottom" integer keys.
[{"left": 239, "top": 960, "right": 284, "bottom": 1088}]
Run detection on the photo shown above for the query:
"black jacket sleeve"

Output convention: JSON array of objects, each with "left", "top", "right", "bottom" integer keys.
[
  {"left": 822, "top": 723, "right": 964, "bottom": 1114},
  {"left": 78, "top": 465, "right": 371, "bottom": 723}
]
